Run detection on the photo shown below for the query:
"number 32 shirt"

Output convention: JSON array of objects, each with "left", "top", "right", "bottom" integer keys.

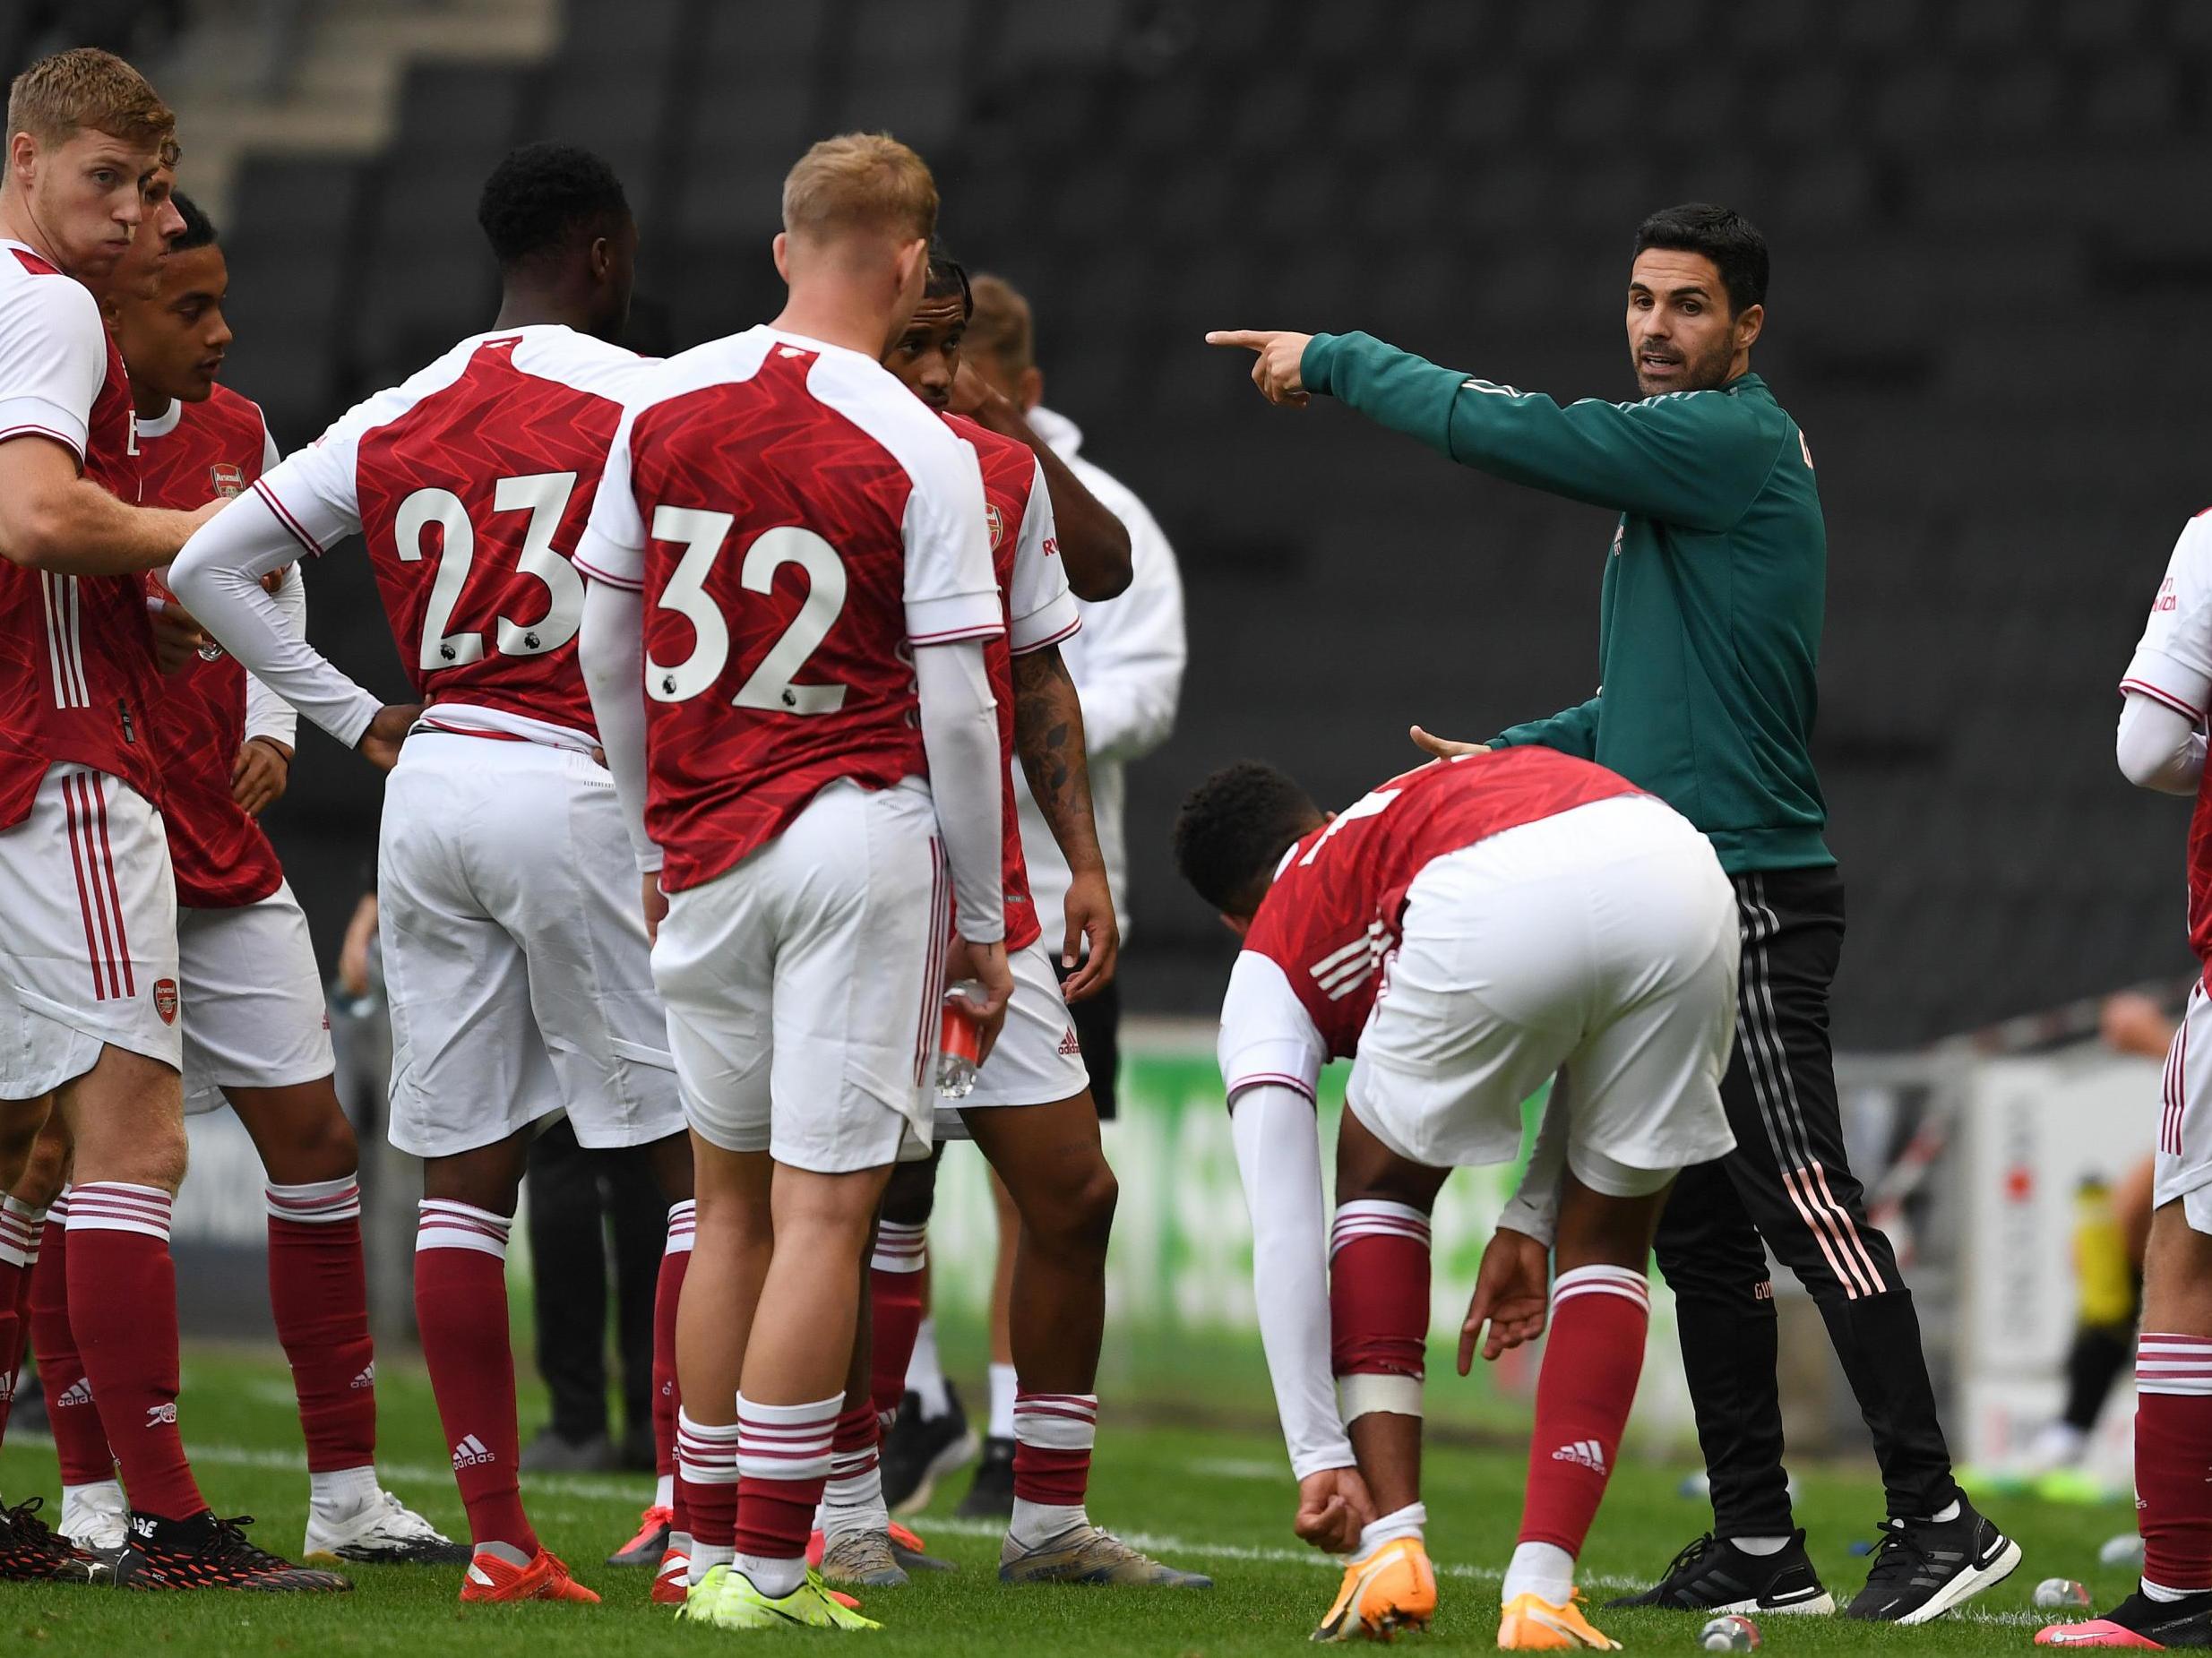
[
  {"left": 245, "top": 325, "right": 656, "bottom": 746},
  {"left": 576, "top": 326, "right": 1003, "bottom": 894}
]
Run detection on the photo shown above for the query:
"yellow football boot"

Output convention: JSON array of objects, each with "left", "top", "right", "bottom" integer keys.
[
  {"left": 1497, "top": 1588, "right": 1621, "bottom": 1650},
  {"left": 1312, "top": 1536, "right": 1438, "bottom": 1642}
]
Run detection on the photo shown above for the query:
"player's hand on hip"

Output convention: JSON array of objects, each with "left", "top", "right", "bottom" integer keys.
[
  {"left": 1204, "top": 329, "right": 1313, "bottom": 407},
  {"left": 230, "top": 736, "right": 292, "bottom": 815},
  {"left": 356, "top": 702, "right": 422, "bottom": 771},
  {"left": 1059, "top": 867, "right": 1120, "bottom": 1002},
  {"left": 1460, "top": 1227, "right": 1551, "bottom": 1372},
  {"left": 641, "top": 871, "right": 668, "bottom": 944},
  {"left": 1295, "top": 1465, "right": 1377, "bottom": 1555},
  {"left": 952, "top": 940, "right": 1015, "bottom": 1064},
  {"left": 1409, "top": 725, "right": 1495, "bottom": 761}
]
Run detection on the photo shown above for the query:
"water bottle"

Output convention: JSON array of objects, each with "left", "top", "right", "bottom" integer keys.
[{"left": 937, "top": 981, "right": 983, "bottom": 1098}]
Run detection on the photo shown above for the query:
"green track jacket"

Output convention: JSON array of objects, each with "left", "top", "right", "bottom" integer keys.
[{"left": 1302, "top": 331, "right": 1832, "bottom": 874}]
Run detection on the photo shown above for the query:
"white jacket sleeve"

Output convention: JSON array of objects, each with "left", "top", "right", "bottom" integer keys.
[
  {"left": 1497, "top": 1085, "right": 1571, "bottom": 1246},
  {"left": 580, "top": 577, "right": 659, "bottom": 873},
  {"left": 241, "top": 560, "right": 306, "bottom": 750},
  {"left": 915, "top": 639, "right": 1004, "bottom": 942},
  {"left": 1073, "top": 497, "right": 1186, "bottom": 765},
  {"left": 168, "top": 494, "right": 383, "bottom": 749},
  {"left": 2118, "top": 688, "right": 2207, "bottom": 797},
  {"left": 1231, "top": 1082, "right": 1356, "bottom": 1481}
]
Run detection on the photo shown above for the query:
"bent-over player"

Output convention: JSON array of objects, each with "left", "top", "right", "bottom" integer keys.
[{"left": 1175, "top": 750, "right": 1739, "bottom": 1651}]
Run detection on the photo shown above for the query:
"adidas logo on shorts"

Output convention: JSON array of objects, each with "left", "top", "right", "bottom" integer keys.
[
  {"left": 349, "top": 1362, "right": 375, "bottom": 1390},
  {"left": 1058, "top": 1028, "right": 1081, "bottom": 1058},
  {"left": 1549, "top": 1439, "right": 1606, "bottom": 1474},
  {"left": 56, "top": 1378, "right": 92, "bottom": 1409},
  {"left": 452, "top": 1434, "right": 496, "bottom": 1468}
]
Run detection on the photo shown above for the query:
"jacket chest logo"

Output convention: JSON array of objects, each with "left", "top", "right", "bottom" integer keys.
[{"left": 210, "top": 462, "right": 245, "bottom": 499}]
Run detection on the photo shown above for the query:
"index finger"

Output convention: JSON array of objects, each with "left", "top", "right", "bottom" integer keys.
[{"left": 1204, "top": 329, "right": 1272, "bottom": 351}]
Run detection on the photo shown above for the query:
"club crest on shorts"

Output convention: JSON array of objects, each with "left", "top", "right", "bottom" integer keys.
[
  {"left": 152, "top": 978, "right": 178, "bottom": 1024},
  {"left": 209, "top": 462, "right": 245, "bottom": 499},
  {"left": 986, "top": 502, "right": 1005, "bottom": 551}
]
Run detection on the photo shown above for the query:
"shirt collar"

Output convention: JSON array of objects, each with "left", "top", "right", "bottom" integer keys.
[{"left": 135, "top": 397, "right": 183, "bottom": 438}]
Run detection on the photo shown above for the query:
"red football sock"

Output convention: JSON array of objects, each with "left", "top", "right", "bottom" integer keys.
[
  {"left": 678, "top": 1408, "right": 739, "bottom": 1573},
  {"left": 655, "top": 1201, "right": 693, "bottom": 1528},
  {"left": 266, "top": 1178, "right": 375, "bottom": 1474},
  {"left": 1012, "top": 1390, "right": 1096, "bottom": 1507},
  {"left": 868, "top": 1222, "right": 927, "bottom": 1426},
  {"left": 2136, "top": 1333, "right": 2212, "bottom": 1593},
  {"left": 415, "top": 1199, "right": 534, "bottom": 1555},
  {"left": 733, "top": 1393, "right": 839, "bottom": 1564},
  {"left": 0, "top": 1194, "right": 47, "bottom": 1446},
  {"left": 30, "top": 1194, "right": 113, "bottom": 1486},
  {"left": 65, "top": 1183, "right": 203, "bottom": 1519},
  {"left": 1517, "top": 1265, "right": 1649, "bottom": 1555},
  {"left": 1330, "top": 1200, "right": 1431, "bottom": 1419}
]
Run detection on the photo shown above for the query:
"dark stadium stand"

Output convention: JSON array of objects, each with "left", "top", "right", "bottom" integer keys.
[{"left": 20, "top": 0, "right": 2212, "bottom": 1045}]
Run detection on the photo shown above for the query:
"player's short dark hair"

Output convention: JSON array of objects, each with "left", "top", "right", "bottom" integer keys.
[
  {"left": 925, "top": 239, "right": 971, "bottom": 318},
  {"left": 476, "top": 142, "right": 630, "bottom": 272},
  {"left": 1173, "top": 761, "right": 1322, "bottom": 917},
  {"left": 170, "top": 189, "right": 215, "bottom": 253},
  {"left": 1633, "top": 202, "right": 1769, "bottom": 315}
]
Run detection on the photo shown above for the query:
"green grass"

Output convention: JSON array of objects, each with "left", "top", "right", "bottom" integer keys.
[{"left": 0, "top": 1344, "right": 2140, "bottom": 1654}]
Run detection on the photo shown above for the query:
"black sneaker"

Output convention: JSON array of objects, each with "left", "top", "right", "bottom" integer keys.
[
  {"left": 1605, "top": 1531, "right": 1834, "bottom": 1615},
  {"left": 1844, "top": 1501, "right": 2021, "bottom": 1624},
  {"left": 0, "top": 1498, "right": 110, "bottom": 1583},
  {"left": 881, "top": 1384, "right": 978, "bottom": 1515},
  {"left": 113, "top": 1511, "right": 354, "bottom": 1592},
  {"left": 954, "top": 1435, "right": 1017, "bottom": 1521},
  {"left": 2039, "top": 1586, "right": 2212, "bottom": 1647}
]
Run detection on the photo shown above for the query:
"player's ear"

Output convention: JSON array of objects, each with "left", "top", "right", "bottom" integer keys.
[
  {"left": 1019, "top": 365, "right": 1045, "bottom": 412},
  {"left": 1735, "top": 302, "right": 1764, "bottom": 352},
  {"left": 587, "top": 235, "right": 612, "bottom": 284},
  {"left": 771, "top": 231, "right": 790, "bottom": 283}
]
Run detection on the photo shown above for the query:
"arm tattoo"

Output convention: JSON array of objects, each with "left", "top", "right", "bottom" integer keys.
[{"left": 1012, "top": 644, "right": 1104, "bottom": 869}]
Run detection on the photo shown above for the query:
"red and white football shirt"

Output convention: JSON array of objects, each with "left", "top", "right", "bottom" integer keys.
[
  {"left": 577, "top": 327, "right": 1003, "bottom": 893},
  {"left": 137, "top": 386, "right": 286, "bottom": 908},
  {"left": 1219, "top": 750, "right": 1644, "bottom": 1099},
  {"left": 947, "top": 411, "right": 1080, "bottom": 954},
  {"left": 2124, "top": 510, "right": 2212, "bottom": 988},
  {"left": 252, "top": 325, "right": 651, "bottom": 743},
  {"left": 0, "top": 239, "right": 160, "bottom": 827}
]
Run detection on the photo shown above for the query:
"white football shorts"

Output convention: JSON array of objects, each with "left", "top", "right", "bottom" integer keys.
[
  {"left": 177, "top": 881, "right": 335, "bottom": 1113},
  {"left": 2156, "top": 980, "right": 2212, "bottom": 1233},
  {"left": 0, "top": 765, "right": 181, "bottom": 1097},
  {"left": 936, "top": 936, "right": 1091, "bottom": 1139},
  {"left": 654, "top": 778, "right": 945, "bottom": 1173},
  {"left": 378, "top": 733, "right": 683, "bottom": 1159},
  {"left": 1346, "top": 794, "right": 1740, "bottom": 1183}
]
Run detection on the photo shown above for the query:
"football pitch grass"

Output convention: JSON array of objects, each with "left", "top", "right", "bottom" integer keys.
[{"left": 0, "top": 1344, "right": 2140, "bottom": 1654}]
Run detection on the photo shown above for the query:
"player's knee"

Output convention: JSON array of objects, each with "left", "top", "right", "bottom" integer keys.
[
  {"left": 1031, "top": 1156, "right": 1117, "bottom": 1259},
  {"left": 13, "top": 1122, "right": 70, "bottom": 1208},
  {"left": 881, "top": 1155, "right": 939, "bottom": 1226}
]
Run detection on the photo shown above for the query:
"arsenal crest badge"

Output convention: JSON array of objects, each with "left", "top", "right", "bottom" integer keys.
[
  {"left": 152, "top": 978, "right": 178, "bottom": 1025},
  {"left": 986, "top": 502, "right": 1004, "bottom": 551},
  {"left": 210, "top": 462, "right": 245, "bottom": 499}
]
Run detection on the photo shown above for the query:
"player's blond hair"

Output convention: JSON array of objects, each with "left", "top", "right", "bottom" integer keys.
[
  {"left": 780, "top": 133, "right": 936, "bottom": 245},
  {"left": 6, "top": 47, "right": 175, "bottom": 160},
  {"left": 967, "top": 273, "right": 1035, "bottom": 377}
]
